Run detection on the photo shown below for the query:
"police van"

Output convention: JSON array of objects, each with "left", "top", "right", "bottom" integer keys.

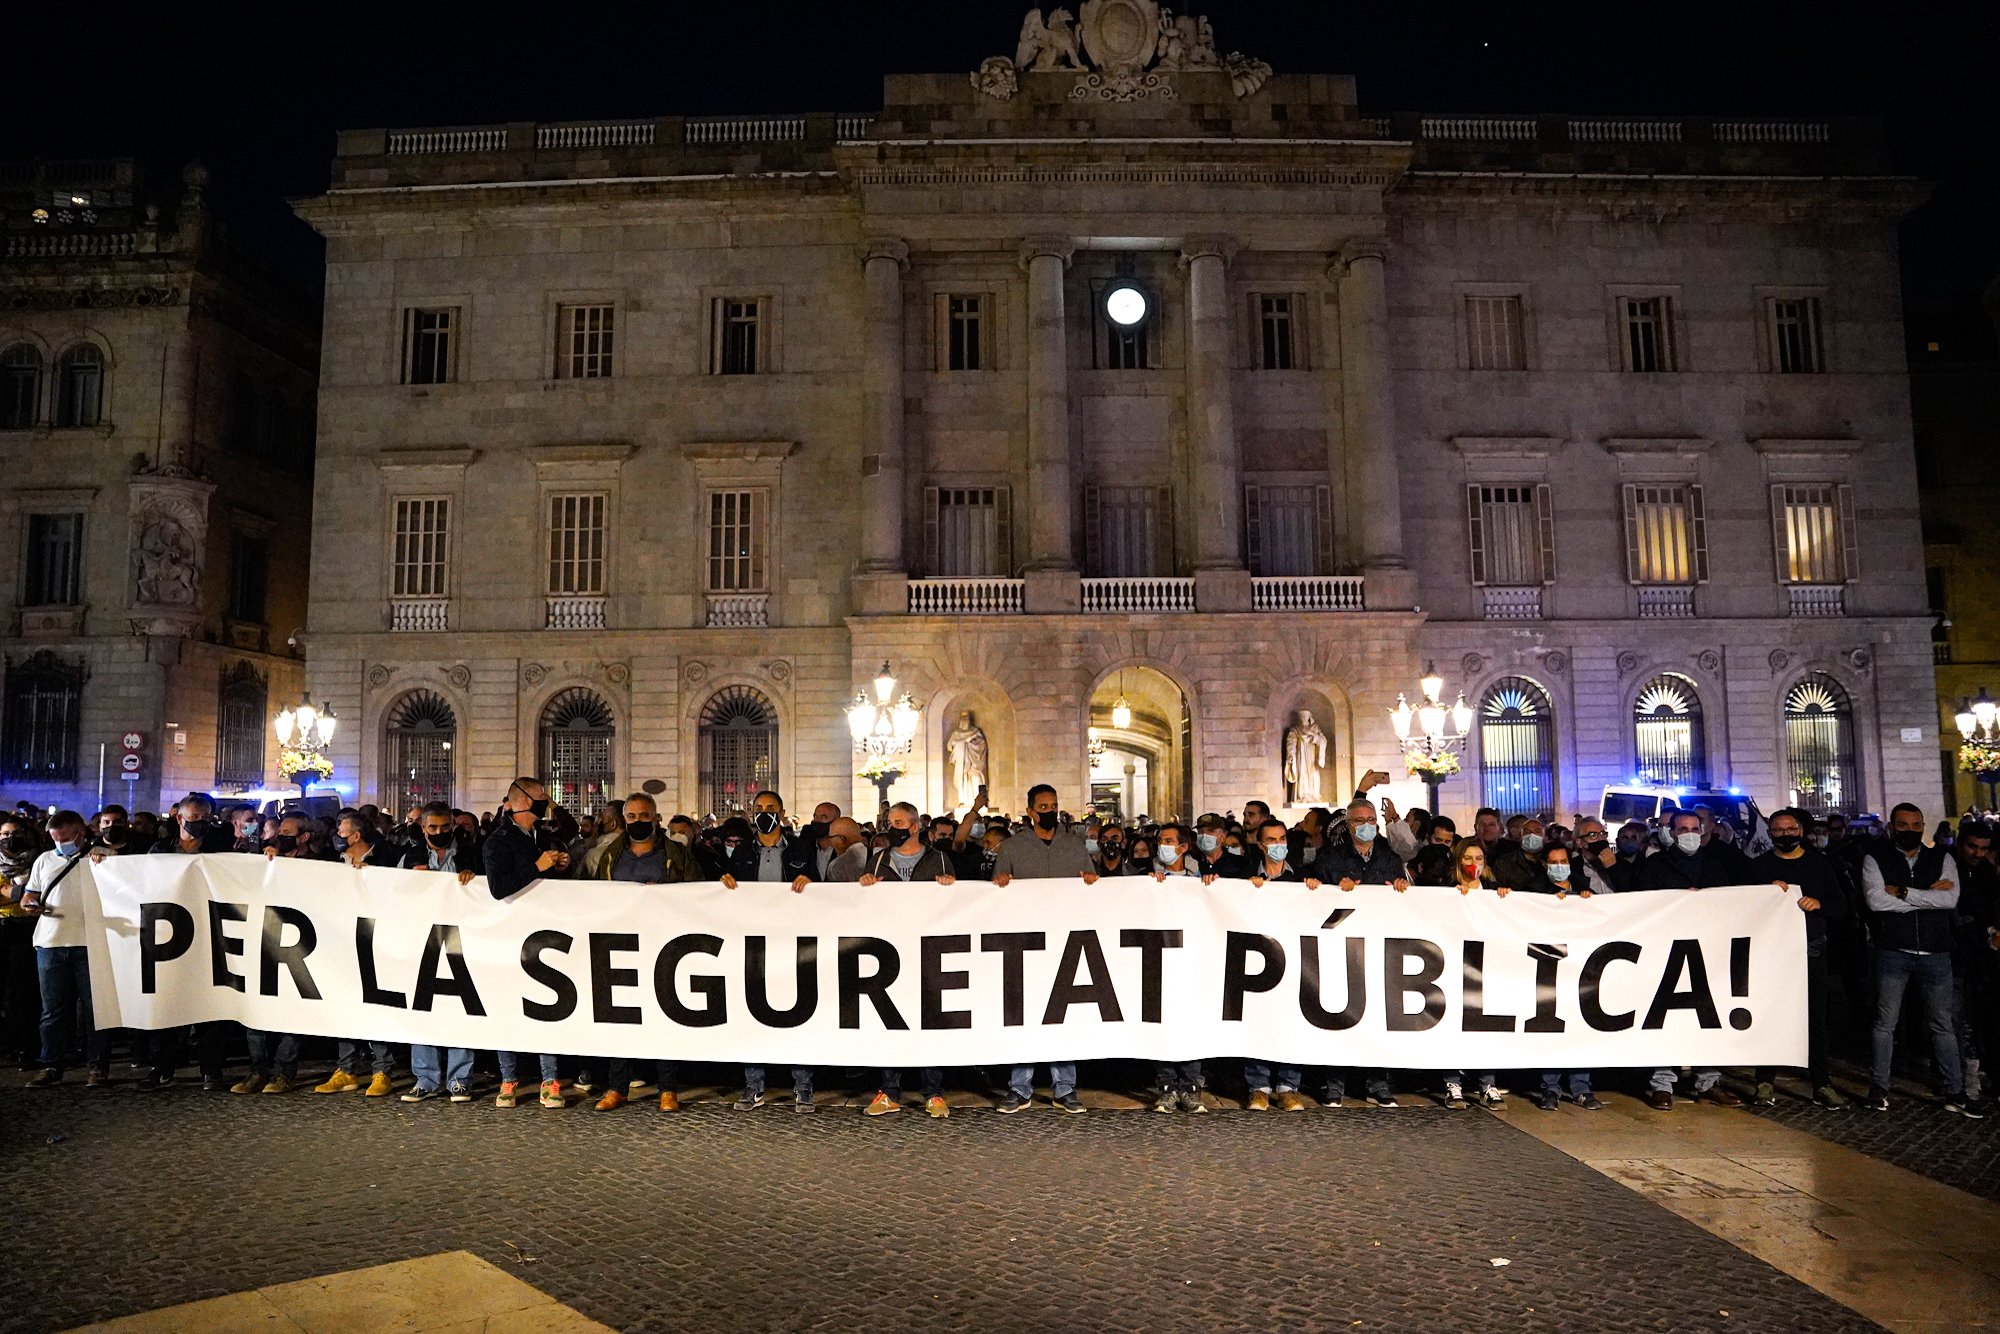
[{"left": 1598, "top": 784, "right": 1765, "bottom": 843}]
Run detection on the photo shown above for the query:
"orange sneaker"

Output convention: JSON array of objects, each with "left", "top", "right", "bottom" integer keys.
[
  {"left": 658, "top": 1090, "right": 680, "bottom": 1112},
  {"left": 925, "top": 1095, "right": 950, "bottom": 1119},
  {"left": 863, "top": 1091, "right": 902, "bottom": 1116},
  {"left": 594, "top": 1089, "right": 626, "bottom": 1111},
  {"left": 539, "top": 1079, "right": 564, "bottom": 1109},
  {"left": 495, "top": 1081, "right": 519, "bottom": 1109}
]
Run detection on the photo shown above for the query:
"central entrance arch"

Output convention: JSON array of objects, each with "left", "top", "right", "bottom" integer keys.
[{"left": 1087, "top": 665, "right": 1191, "bottom": 822}]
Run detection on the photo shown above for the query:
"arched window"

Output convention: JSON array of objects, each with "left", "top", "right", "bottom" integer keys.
[
  {"left": 1785, "top": 674, "right": 1858, "bottom": 814},
  {"left": 698, "top": 685, "right": 776, "bottom": 816},
  {"left": 1479, "top": 676, "right": 1555, "bottom": 818},
  {"left": 539, "top": 687, "right": 615, "bottom": 816},
  {"left": 2, "top": 651, "right": 86, "bottom": 782},
  {"left": 1633, "top": 673, "right": 1707, "bottom": 787},
  {"left": 215, "top": 662, "right": 268, "bottom": 789},
  {"left": 1, "top": 344, "right": 41, "bottom": 429},
  {"left": 382, "top": 690, "right": 456, "bottom": 816},
  {"left": 55, "top": 344, "right": 103, "bottom": 428}
]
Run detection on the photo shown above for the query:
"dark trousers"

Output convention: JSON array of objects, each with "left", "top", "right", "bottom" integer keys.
[
  {"left": 152, "top": 1020, "right": 233, "bottom": 1080},
  {"left": 1758, "top": 952, "right": 1832, "bottom": 1088},
  {"left": 0, "top": 917, "right": 39, "bottom": 1062}
]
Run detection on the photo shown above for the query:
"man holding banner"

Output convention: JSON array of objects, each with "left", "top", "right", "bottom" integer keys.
[
  {"left": 21, "top": 811, "right": 108, "bottom": 1088},
  {"left": 484, "top": 778, "right": 569, "bottom": 1109}
]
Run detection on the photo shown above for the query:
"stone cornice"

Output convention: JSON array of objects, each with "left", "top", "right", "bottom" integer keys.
[
  {"left": 1751, "top": 436, "right": 1863, "bottom": 458},
  {"left": 372, "top": 446, "right": 481, "bottom": 471},
  {"left": 1451, "top": 435, "right": 1559, "bottom": 458},
  {"left": 679, "top": 439, "right": 797, "bottom": 463},
  {"left": 1397, "top": 171, "right": 1929, "bottom": 220},
  {"left": 1602, "top": 436, "right": 1713, "bottom": 458}
]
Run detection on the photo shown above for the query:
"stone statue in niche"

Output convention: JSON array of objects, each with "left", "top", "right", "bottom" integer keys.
[
  {"left": 1283, "top": 710, "right": 1328, "bottom": 807},
  {"left": 134, "top": 514, "right": 197, "bottom": 605},
  {"left": 946, "top": 711, "right": 990, "bottom": 807},
  {"left": 1015, "top": 7, "right": 1083, "bottom": 70}
]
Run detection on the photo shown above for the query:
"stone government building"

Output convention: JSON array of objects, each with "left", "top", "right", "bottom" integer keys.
[{"left": 295, "top": 0, "right": 1940, "bottom": 825}]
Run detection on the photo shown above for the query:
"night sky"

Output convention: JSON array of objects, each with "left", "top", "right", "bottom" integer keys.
[{"left": 5, "top": 1, "right": 1993, "bottom": 356}]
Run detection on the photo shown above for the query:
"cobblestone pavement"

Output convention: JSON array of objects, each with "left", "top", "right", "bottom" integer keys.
[
  {"left": 0, "top": 1077, "right": 1879, "bottom": 1334},
  {"left": 1750, "top": 1079, "right": 2000, "bottom": 1204}
]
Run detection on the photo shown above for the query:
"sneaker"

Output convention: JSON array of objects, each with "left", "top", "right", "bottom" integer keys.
[
  {"left": 313, "top": 1070, "right": 360, "bottom": 1095},
  {"left": 594, "top": 1090, "right": 626, "bottom": 1111},
  {"left": 1053, "top": 1093, "right": 1086, "bottom": 1115},
  {"left": 734, "top": 1091, "right": 769, "bottom": 1111},
  {"left": 86, "top": 1069, "right": 110, "bottom": 1088},
  {"left": 1322, "top": 1087, "right": 1346, "bottom": 1108},
  {"left": 448, "top": 1084, "right": 473, "bottom": 1103},
  {"left": 571, "top": 1080, "right": 595, "bottom": 1095},
  {"left": 1478, "top": 1087, "right": 1506, "bottom": 1109},
  {"left": 1152, "top": 1088, "right": 1179, "bottom": 1114},
  {"left": 793, "top": 1093, "right": 816, "bottom": 1114},
  {"left": 864, "top": 1091, "right": 902, "bottom": 1117},
  {"left": 995, "top": 1092, "right": 1029, "bottom": 1115},
  {"left": 1813, "top": 1085, "right": 1849, "bottom": 1110},
  {"left": 926, "top": 1095, "right": 950, "bottom": 1119},
  {"left": 201, "top": 1075, "right": 227, "bottom": 1093},
  {"left": 401, "top": 1085, "right": 438, "bottom": 1103},
  {"left": 1366, "top": 1091, "right": 1398, "bottom": 1109},
  {"left": 1275, "top": 1090, "right": 1308, "bottom": 1113},
  {"left": 1179, "top": 1089, "right": 1208, "bottom": 1114},
  {"left": 538, "top": 1080, "right": 564, "bottom": 1109},
  {"left": 495, "top": 1081, "right": 520, "bottom": 1109},
  {"left": 365, "top": 1072, "right": 394, "bottom": 1098},
  {"left": 25, "top": 1068, "right": 59, "bottom": 1089},
  {"left": 229, "top": 1073, "right": 265, "bottom": 1095},
  {"left": 1942, "top": 1099, "right": 1988, "bottom": 1120},
  {"left": 658, "top": 1091, "right": 680, "bottom": 1112},
  {"left": 137, "top": 1069, "right": 172, "bottom": 1092},
  {"left": 1861, "top": 1089, "right": 1890, "bottom": 1113},
  {"left": 1442, "top": 1082, "right": 1468, "bottom": 1110},
  {"left": 1752, "top": 1082, "right": 1778, "bottom": 1107},
  {"left": 1533, "top": 1089, "right": 1560, "bottom": 1111},
  {"left": 1245, "top": 1089, "right": 1270, "bottom": 1111},
  {"left": 628, "top": 1078, "right": 647, "bottom": 1090},
  {"left": 262, "top": 1075, "right": 296, "bottom": 1095},
  {"left": 1574, "top": 1094, "right": 1605, "bottom": 1112}
]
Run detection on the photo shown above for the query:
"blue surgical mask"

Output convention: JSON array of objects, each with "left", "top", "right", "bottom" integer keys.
[
  {"left": 1159, "top": 844, "right": 1183, "bottom": 865},
  {"left": 1196, "top": 833, "right": 1219, "bottom": 853},
  {"left": 55, "top": 839, "right": 81, "bottom": 857},
  {"left": 1354, "top": 822, "right": 1379, "bottom": 844},
  {"left": 1546, "top": 863, "right": 1571, "bottom": 884},
  {"left": 968, "top": 822, "right": 985, "bottom": 840},
  {"left": 1084, "top": 838, "right": 1100, "bottom": 856},
  {"left": 1674, "top": 832, "right": 1702, "bottom": 855},
  {"left": 1520, "top": 833, "right": 1544, "bottom": 853}
]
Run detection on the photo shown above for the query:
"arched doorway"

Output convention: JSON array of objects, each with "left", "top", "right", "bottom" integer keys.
[
  {"left": 1633, "top": 672, "right": 1707, "bottom": 787},
  {"left": 539, "top": 687, "right": 615, "bottom": 816},
  {"left": 1087, "top": 666, "right": 1191, "bottom": 822},
  {"left": 698, "top": 685, "right": 777, "bottom": 816},
  {"left": 1785, "top": 674, "right": 1858, "bottom": 814},
  {"left": 1478, "top": 676, "right": 1555, "bottom": 818},
  {"left": 382, "top": 690, "right": 456, "bottom": 815}
]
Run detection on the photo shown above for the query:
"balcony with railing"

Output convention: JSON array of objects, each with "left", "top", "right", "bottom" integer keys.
[
  {"left": 1636, "top": 586, "right": 1696, "bottom": 619},
  {"left": 390, "top": 598, "right": 450, "bottom": 632},
  {"left": 1481, "top": 587, "right": 1543, "bottom": 620},
  {"left": 1081, "top": 578, "right": 1195, "bottom": 614},
  {"left": 908, "top": 578, "right": 1024, "bottom": 615},
  {"left": 1250, "top": 576, "right": 1365, "bottom": 612},
  {"left": 545, "top": 595, "right": 607, "bottom": 630},
  {"left": 1787, "top": 585, "right": 1846, "bottom": 618},
  {"left": 706, "top": 594, "right": 769, "bottom": 628}
]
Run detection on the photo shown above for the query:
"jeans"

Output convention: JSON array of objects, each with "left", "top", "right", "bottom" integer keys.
[
  {"left": 743, "top": 1065, "right": 813, "bottom": 1098},
  {"left": 1243, "top": 1059, "right": 1302, "bottom": 1094},
  {"left": 246, "top": 1030, "right": 300, "bottom": 1078},
  {"left": 1007, "top": 1063, "right": 1076, "bottom": 1100},
  {"left": 1541, "top": 1071, "right": 1592, "bottom": 1097},
  {"left": 1444, "top": 1070, "right": 1496, "bottom": 1093},
  {"left": 36, "top": 946, "right": 106, "bottom": 1074},
  {"left": 499, "top": 1052, "right": 560, "bottom": 1085},
  {"left": 336, "top": 1039, "right": 394, "bottom": 1076},
  {"left": 1871, "top": 949, "right": 1961, "bottom": 1098},
  {"left": 609, "top": 1058, "right": 676, "bottom": 1091},
  {"left": 1650, "top": 1067, "right": 1719, "bottom": 1093},
  {"left": 1154, "top": 1060, "right": 1203, "bottom": 1093},
  {"left": 1323, "top": 1070, "right": 1391, "bottom": 1103},
  {"left": 879, "top": 1067, "right": 944, "bottom": 1100},
  {"left": 411, "top": 1045, "right": 474, "bottom": 1091},
  {"left": 1758, "top": 953, "right": 1833, "bottom": 1088}
]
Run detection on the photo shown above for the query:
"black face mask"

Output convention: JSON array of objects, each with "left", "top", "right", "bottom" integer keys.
[
  {"left": 270, "top": 834, "right": 298, "bottom": 854},
  {"left": 528, "top": 798, "right": 550, "bottom": 818},
  {"left": 1771, "top": 834, "right": 1804, "bottom": 853},
  {"left": 1129, "top": 856, "right": 1153, "bottom": 872},
  {"left": 426, "top": 830, "right": 454, "bottom": 848},
  {"left": 626, "top": 821, "right": 657, "bottom": 844},
  {"left": 2, "top": 833, "right": 32, "bottom": 854},
  {"left": 1892, "top": 829, "right": 1924, "bottom": 851},
  {"left": 1037, "top": 811, "right": 1059, "bottom": 831},
  {"left": 753, "top": 812, "right": 781, "bottom": 835}
]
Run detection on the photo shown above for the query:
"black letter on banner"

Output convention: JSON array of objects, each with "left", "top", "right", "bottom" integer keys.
[
  {"left": 979, "top": 932, "right": 1047, "bottom": 1027},
  {"left": 1119, "top": 929, "right": 1182, "bottom": 1023},
  {"left": 1642, "top": 939, "right": 1721, "bottom": 1031},
  {"left": 140, "top": 903, "right": 193, "bottom": 995},
  {"left": 355, "top": 918, "right": 408, "bottom": 1009},
  {"left": 1384, "top": 938, "right": 1444, "bottom": 1031},
  {"left": 208, "top": 902, "right": 247, "bottom": 992},
  {"left": 655, "top": 934, "right": 726, "bottom": 1027},
  {"left": 1525, "top": 944, "right": 1567, "bottom": 1034},
  {"left": 1460, "top": 941, "right": 1517, "bottom": 1033},
  {"left": 587, "top": 933, "right": 642, "bottom": 1024},
  {"left": 414, "top": 925, "right": 486, "bottom": 1015},
  {"left": 1298, "top": 936, "right": 1367, "bottom": 1030},
  {"left": 921, "top": 935, "right": 973, "bottom": 1030},
  {"left": 838, "top": 938, "right": 909, "bottom": 1031},
  {"left": 1578, "top": 941, "right": 1641, "bottom": 1031},
  {"left": 258, "top": 906, "right": 321, "bottom": 1000},
  {"left": 745, "top": 936, "right": 818, "bottom": 1028},
  {"left": 521, "top": 931, "right": 577, "bottom": 1021},
  {"left": 1222, "top": 932, "right": 1284, "bottom": 1021},
  {"left": 1042, "top": 930, "right": 1123, "bottom": 1024}
]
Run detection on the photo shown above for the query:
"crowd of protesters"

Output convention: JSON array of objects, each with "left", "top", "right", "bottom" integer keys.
[{"left": 3, "top": 770, "right": 1995, "bottom": 1122}]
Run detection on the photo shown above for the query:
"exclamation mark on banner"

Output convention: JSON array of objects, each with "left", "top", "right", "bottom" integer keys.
[{"left": 1728, "top": 937, "right": 1752, "bottom": 1031}]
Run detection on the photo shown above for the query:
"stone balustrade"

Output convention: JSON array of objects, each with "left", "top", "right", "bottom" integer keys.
[
  {"left": 1081, "top": 578, "right": 1196, "bottom": 614},
  {"left": 5, "top": 231, "right": 138, "bottom": 258},
  {"left": 907, "top": 578, "right": 1024, "bottom": 615},
  {"left": 1250, "top": 576, "right": 1365, "bottom": 612},
  {"left": 545, "top": 595, "right": 607, "bottom": 630},
  {"left": 536, "top": 121, "right": 656, "bottom": 150},
  {"left": 706, "top": 593, "right": 769, "bottom": 628},
  {"left": 1788, "top": 585, "right": 1846, "bottom": 618},
  {"left": 684, "top": 117, "right": 808, "bottom": 145},
  {"left": 1420, "top": 116, "right": 1536, "bottom": 140},
  {"left": 1636, "top": 586, "right": 1696, "bottom": 619},
  {"left": 385, "top": 128, "right": 507, "bottom": 155},
  {"left": 1481, "top": 586, "right": 1544, "bottom": 620},
  {"left": 390, "top": 598, "right": 450, "bottom": 631},
  {"left": 1571, "top": 118, "right": 1683, "bottom": 142}
]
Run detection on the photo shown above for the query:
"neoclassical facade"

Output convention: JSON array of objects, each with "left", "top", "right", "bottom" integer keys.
[{"left": 296, "top": 2, "right": 1939, "bottom": 824}]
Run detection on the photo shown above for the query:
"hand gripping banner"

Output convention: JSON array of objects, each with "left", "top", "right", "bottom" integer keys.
[{"left": 83, "top": 855, "right": 1807, "bottom": 1069}]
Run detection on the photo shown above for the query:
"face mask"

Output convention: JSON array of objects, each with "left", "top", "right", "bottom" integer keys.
[
  {"left": 55, "top": 839, "right": 81, "bottom": 857},
  {"left": 1546, "top": 863, "right": 1571, "bottom": 884},
  {"left": 426, "top": 831, "right": 453, "bottom": 848},
  {"left": 723, "top": 839, "right": 742, "bottom": 853},
  {"left": 1196, "top": 833, "right": 1219, "bottom": 853},
  {"left": 1810, "top": 833, "right": 1828, "bottom": 849},
  {"left": 1520, "top": 833, "right": 1544, "bottom": 852},
  {"left": 1158, "top": 844, "right": 1183, "bottom": 865},
  {"left": 1263, "top": 844, "right": 1287, "bottom": 863},
  {"left": 753, "top": 812, "right": 781, "bottom": 835},
  {"left": 1130, "top": 856, "right": 1153, "bottom": 872},
  {"left": 3, "top": 833, "right": 32, "bottom": 854},
  {"left": 271, "top": 834, "right": 297, "bottom": 854},
  {"left": 1771, "top": 834, "right": 1803, "bottom": 853},
  {"left": 1350, "top": 822, "right": 1376, "bottom": 844},
  {"left": 1037, "top": 811, "right": 1059, "bottom": 831},
  {"left": 1892, "top": 829, "right": 1923, "bottom": 851},
  {"left": 669, "top": 832, "right": 691, "bottom": 846},
  {"left": 891, "top": 824, "right": 913, "bottom": 839},
  {"left": 626, "top": 821, "right": 657, "bottom": 844},
  {"left": 1582, "top": 836, "right": 1608, "bottom": 853},
  {"left": 1674, "top": 832, "right": 1702, "bottom": 855},
  {"left": 1102, "top": 841, "right": 1123, "bottom": 856},
  {"left": 1458, "top": 862, "right": 1483, "bottom": 881},
  {"left": 527, "top": 798, "right": 549, "bottom": 818},
  {"left": 1084, "top": 838, "right": 1101, "bottom": 856},
  {"left": 968, "top": 822, "right": 986, "bottom": 840}
]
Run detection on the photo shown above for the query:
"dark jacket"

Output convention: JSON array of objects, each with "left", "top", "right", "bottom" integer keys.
[
  {"left": 338, "top": 839, "right": 406, "bottom": 868},
  {"left": 398, "top": 833, "right": 485, "bottom": 875},
  {"left": 590, "top": 832, "right": 701, "bottom": 883},
  {"left": 150, "top": 823, "right": 238, "bottom": 855},
  {"left": 1632, "top": 844, "right": 1752, "bottom": 891},
  {"left": 1750, "top": 847, "right": 1849, "bottom": 955},
  {"left": 1866, "top": 842, "right": 1957, "bottom": 954},
  {"left": 860, "top": 844, "right": 955, "bottom": 883},
  {"left": 1309, "top": 836, "right": 1407, "bottom": 884},
  {"left": 482, "top": 820, "right": 563, "bottom": 899},
  {"left": 717, "top": 832, "right": 814, "bottom": 883}
]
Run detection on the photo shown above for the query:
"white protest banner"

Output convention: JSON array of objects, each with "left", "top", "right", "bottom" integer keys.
[{"left": 83, "top": 854, "right": 1807, "bottom": 1069}]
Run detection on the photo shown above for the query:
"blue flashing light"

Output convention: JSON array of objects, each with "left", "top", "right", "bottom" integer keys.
[{"left": 1728, "top": 786, "right": 1743, "bottom": 796}]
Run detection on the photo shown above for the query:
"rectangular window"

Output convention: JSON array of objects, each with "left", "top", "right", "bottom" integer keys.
[
  {"left": 227, "top": 534, "right": 269, "bottom": 623},
  {"left": 924, "top": 486, "right": 1012, "bottom": 577},
  {"left": 391, "top": 498, "right": 450, "bottom": 597},
  {"left": 1084, "top": 485, "right": 1173, "bottom": 577},
  {"left": 1465, "top": 484, "right": 1554, "bottom": 586},
  {"left": 402, "top": 307, "right": 458, "bottom": 385},
  {"left": 1106, "top": 320, "right": 1150, "bottom": 371},
  {"left": 546, "top": 493, "right": 607, "bottom": 595},
  {"left": 23, "top": 513, "right": 82, "bottom": 607},
  {"left": 1244, "top": 484, "right": 1331, "bottom": 576},
  {"left": 712, "top": 298, "right": 764, "bottom": 375},
  {"left": 706, "top": 489, "right": 767, "bottom": 592},
  {"left": 2, "top": 660, "right": 83, "bottom": 782},
  {"left": 1622, "top": 483, "right": 1707, "bottom": 584},
  {"left": 555, "top": 304, "right": 614, "bottom": 379},
  {"left": 1769, "top": 297, "right": 1823, "bottom": 374},
  {"left": 1465, "top": 295, "right": 1525, "bottom": 371},
  {"left": 1772, "top": 483, "right": 1855, "bottom": 584},
  {"left": 1618, "top": 295, "right": 1676, "bottom": 372},
  {"left": 1258, "top": 295, "right": 1297, "bottom": 371},
  {"left": 943, "top": 294, "right": 986, "bottom": 372}
]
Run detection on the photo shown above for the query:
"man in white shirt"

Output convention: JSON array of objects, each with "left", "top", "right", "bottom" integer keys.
[{"left": 20, "top": 811, "right": 108, "bottom": 1088}]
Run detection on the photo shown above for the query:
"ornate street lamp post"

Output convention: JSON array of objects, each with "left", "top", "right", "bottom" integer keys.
[
  {"left": 1953, "top": 687, "right": 2000, "bottom": 812},
  {"left": 846, "top": 661, "right": 921, "bottom": 820},
  {"left": 1389, "top": 661, "right": 1473, "bottom": 814},
  {"left": 274, "top": 692, "right": 337, "bottom": 802}
]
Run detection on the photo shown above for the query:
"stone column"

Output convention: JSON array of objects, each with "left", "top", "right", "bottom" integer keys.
[
  {"left": 852, "top": 238, "right": 909, "bottom": 614},
  {"left": 1182, "top": 237, "right": 1250, "bottom": 610},
  {"left": 1335, "top": 239, "right": 1413, "bottom": 608},
  {"left": 157, "top": 326, "right": 198, "bottom": 474},
  {"left": 1019, "top": 237, "right": 1080, "bottom": 613}
]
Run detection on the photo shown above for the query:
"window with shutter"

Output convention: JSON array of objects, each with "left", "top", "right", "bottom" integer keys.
[
  {"left": 1244, "top": 484, "right": 1323, "bottom": 576},
  {"left": 1465, "top": 295, "right": 1525, "bottom": 371},
  {"left": 1618, "top": 296, "right": 1676, "bottom": 372},
  {"left": 1623, "top": 483, "right": 1700, "bottom": 584},
  {"left": 1772, "top": 483, "right": 1851, "bottom": 584},
  {"left": 928, "top": 487, "right": 1011, "bottom": 576},
  {"left": 1467, "top": 485, "right": 1542, "bottom": 585},
  {"left": 1087, "top": 486, "right": 1172, "bottom": 576}
]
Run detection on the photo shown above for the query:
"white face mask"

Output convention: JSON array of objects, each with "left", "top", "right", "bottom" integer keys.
[
  {"left": 1159, "top": 844, "right": 1183, "bottom": 865},
  {"left": 1674, "top": 832, "right": 1702, "bottom": 855},
  {"left": 668, "top": 832, "right": 690, "bottom": 846}
]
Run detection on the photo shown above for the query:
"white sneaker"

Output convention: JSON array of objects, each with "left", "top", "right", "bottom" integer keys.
[{"left": 1443, "top": 1082, "right": 1467, "bottom": 1110}]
